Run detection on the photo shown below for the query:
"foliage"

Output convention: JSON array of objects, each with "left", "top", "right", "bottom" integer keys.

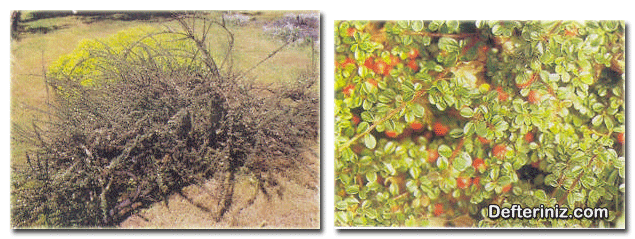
[
  {"left": 46, "top": 25, "right": 200, "bottom": 90},
  {"left": 12, "top": 13, "right": 319, "bottom": 228},
  {"left": 334, "top": 20, "right": 624, "bottom": 228}
]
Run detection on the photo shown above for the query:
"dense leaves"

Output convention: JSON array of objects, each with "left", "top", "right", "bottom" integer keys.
[{"left": 335, "top": 20, "right": 624, "bottom": 227}]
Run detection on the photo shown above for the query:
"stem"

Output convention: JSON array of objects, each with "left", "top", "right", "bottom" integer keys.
[
  {"left": 337, "top": 70, "right": 449, "bottom": 153},
  {"left": 240, "top": 40, "right": 292, "bottom": 77},
  {"left": 406, "top": 31, "right": 479, "bottom": 39},
  {"left": 556, "top": 155, "right": 597, "bottom": 206}
]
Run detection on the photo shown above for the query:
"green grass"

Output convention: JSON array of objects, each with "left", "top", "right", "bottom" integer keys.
[{"left": 10, "top": 11, "right": 318, "bottom": 168}]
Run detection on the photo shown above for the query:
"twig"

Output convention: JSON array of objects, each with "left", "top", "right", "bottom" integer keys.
[
  {"left": 240, "top": 40, "right": 292, "bottom": 78},
  {"left": 337, "top": 70, "right": 449, "bottom": 153}
]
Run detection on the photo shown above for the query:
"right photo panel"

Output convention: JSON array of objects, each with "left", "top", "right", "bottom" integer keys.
[{"left": 334, "top": 20, "right": 625, "bottom": 228}]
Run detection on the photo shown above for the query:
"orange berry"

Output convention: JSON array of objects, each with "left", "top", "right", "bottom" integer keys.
[
  {"left": 408, "top": 48, "right": 419, "bottom": 60},
  {"left": 502, "top": 184, "right": 512, "bottom": 193},
  {"left": 342, "top": 84, "right": 355, "bottom": 96},
  {"left": 524, "top": 132, "right": 534, "bottom": 143},
  {"left": 434, "top": 203, "right": 444, "bottom": 216},
  {"left": 367, "top": 78, "right": 378, "bottom": 87},
  {"left": 410, "top": 122, "right": 424, "bottom": 131},
  {"left": 389, "top": 55, "right": 400, "bottom": 66},
  {"left": 364, "top": 57, "right": 375, "bottom": 69},
  {"left": 528, "top": 90, "right": 542, "bottom": 104},
  {"left": 433, "top": 122, "right": 449, "bottom": 136},
  {"left": 472, "top": 177, "right": 480, "bottom": 186},
  {"left": 493, "top": 144, "right": 507, "bottom": 158},
  {"left": 479, "top": 45, "right": 489, "bottom": 53},
  {"left": 351, "top": 114, "right": 360, "bottom": 125},
  {"left": 617, "top": 132, "right": 625, "bottom": 144},
  {"left": 427, "top": 149, "right": 439, "bottom": 163},
  {"left": 472, "top": 158, "right": 486, "bottom": 171},
  {"left": 374, "top": 61, "right": 388, "bottom": 75},
  {"left": 385, "top": 130, "right": 399, "bottom": 138},
  {"left": 342, "top": 58, "right": 355, "bottom": 67},
  {"left": 407, "top": 59, "right": 419, "bottom": 71},
  {"left": 346, "top": 27, "right": 356, "bottom": 37},
  {"left": 478, "top": 136, "right": 490, "bottom": 144},
  {"left": 496, "top": 87, "right": 509, "bottom": 101},
  {"left": 457, "top": 177, "right": 472, "bottom": 189}
]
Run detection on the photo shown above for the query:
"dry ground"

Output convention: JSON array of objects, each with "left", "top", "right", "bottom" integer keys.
[{"left": 120, "top": 144, "right": 320, "bottom": 229}]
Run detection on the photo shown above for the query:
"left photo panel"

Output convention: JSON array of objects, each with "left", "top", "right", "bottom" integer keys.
[{"left": 10, "top": 10, "right": 320, "bottom": 229}]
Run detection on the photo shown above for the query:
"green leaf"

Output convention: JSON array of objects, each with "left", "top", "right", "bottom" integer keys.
[
  {"left": 476, "top": 121, "right": 488, "bottom": 136},
  {"left": 464, "top": 121, "right": 475, "bottom": 136},
  {"left": 592, "top": 115, "right": 603, "bottom": 126},
  {"left": 412, "top": 103, "right": 425, "bottom": 117},
  {"left": 438, "top": 37, "right": 459, "bottom": 52},
  {"left": 460, "top": 107, "right": 475, "bottom": 118},
  {"left": 454, "top": 152, "right": 472, "bottom": 172},
  {"left": 449, "top": 128, "right": 464, "bottom": 139},
  {"left": 364, "top": 134, "right": 377, "bottom": 149},
  {"left": 346, "top": 185, "right": 360, "bottom": 194},
  {"left": 411, "top": 20, "right": 424, "bottom": 32},
  {"left": 438, "top": 144, "right": 452, "bottom": 158}
]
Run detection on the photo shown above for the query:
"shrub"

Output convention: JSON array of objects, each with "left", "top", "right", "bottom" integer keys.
[
  {"left": 335, "top": 20, "right": 624, "bottom": 228},
  {"left": 12, "top": 13, "right": 319, "bottom": 228}
]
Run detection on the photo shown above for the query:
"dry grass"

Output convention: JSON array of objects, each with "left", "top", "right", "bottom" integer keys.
[{"left": 120, "top": 145, "right": 320, "bottom": 229}]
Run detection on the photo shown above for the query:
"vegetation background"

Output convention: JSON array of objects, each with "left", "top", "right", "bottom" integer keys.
[
  {"left": 3, "top": 0, "right": 635, "bottom": 238},
  {"left": 9, "top": 10, "right": 319, "bottom": 228}
]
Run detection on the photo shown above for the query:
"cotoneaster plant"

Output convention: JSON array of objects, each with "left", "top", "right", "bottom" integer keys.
[{"left": 335, "top": 20, "right": 624, "bottom": 228}]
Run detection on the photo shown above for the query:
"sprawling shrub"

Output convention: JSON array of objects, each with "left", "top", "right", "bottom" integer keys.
[
  {"left": 335, "top": 20, "right": 624, "bottom": 228},
  {"left": 12, "top": 13, "right": 319, "bottom": 228}
]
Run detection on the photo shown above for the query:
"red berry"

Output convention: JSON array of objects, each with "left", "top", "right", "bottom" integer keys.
[
  {"left": 389, "top": 55, "right": 400, "bottom": 66},
  {"left": 472, "top": 158, "right": 486, "bottom": 171},
  {"left": 434, "top": 203, "right": 444, "bottom": 216},
  {"left": 472, "top": 177, "right": 480, "bottom": 186},
  {"left": 502, "top": 184, "right": 512, "bottom": 193},
  {"left": 477, "top": 136, "right": 490, "bottom": 144},
  {"left": 617, "top": 132, "right": 625, "bottom": 144},
  {"left": 479, "top": 45, "right": 489, "bottom": 53},
  {"left": 342, "top": 84, "right": 355, "bottom": 96},
  {"left": 408, "top": 48, "right": 419, "bottom": 60},
  {"left": 433, "top": 122, "right": 449, "bottom": 136},
  {"left": 342, "top": 58, "right": 355, "bottom": 67},
  {"left": 367, "top": 78, "right": 378, "bottom": 87},
  {"left": 427, "top": 149, "right": 439, "bottom": 163},
  {"left": 531, "top": 160, "right": 540, "bottom": 168},
  {"left": 493, "top": 144, "right": 507, "bottom": 158},
  {"left": 496, "top": 87, "right": 509, "bottom": 101},
  {"left": 457, "top": 177, "right": 472, "bottom": 189},
  {"left": 374, "top": 61, "right": 388, "bottom": 75},
  {"left": 528, "top": 90, "right": 542, "bottom": 104},
  {"left": 524, "top": 132, "right": 534, "bottom": 143},
  {"left": 410, "top": 122, "right": 424, "bottom": 131},
  {"left": 346, "top": 27, "right": 356, "bottom": 37},
  {"left": 351, "top": 115, "right": 360, "bottom": 125},
  {"left": 364, "top": 57, "right": 375, "bottom": 69},
  {"left": 407, "top": 60, "right": 419, "bottom": 71},
  {"left": 385, "top": 130, "right": 399, "bottom": 138}
]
